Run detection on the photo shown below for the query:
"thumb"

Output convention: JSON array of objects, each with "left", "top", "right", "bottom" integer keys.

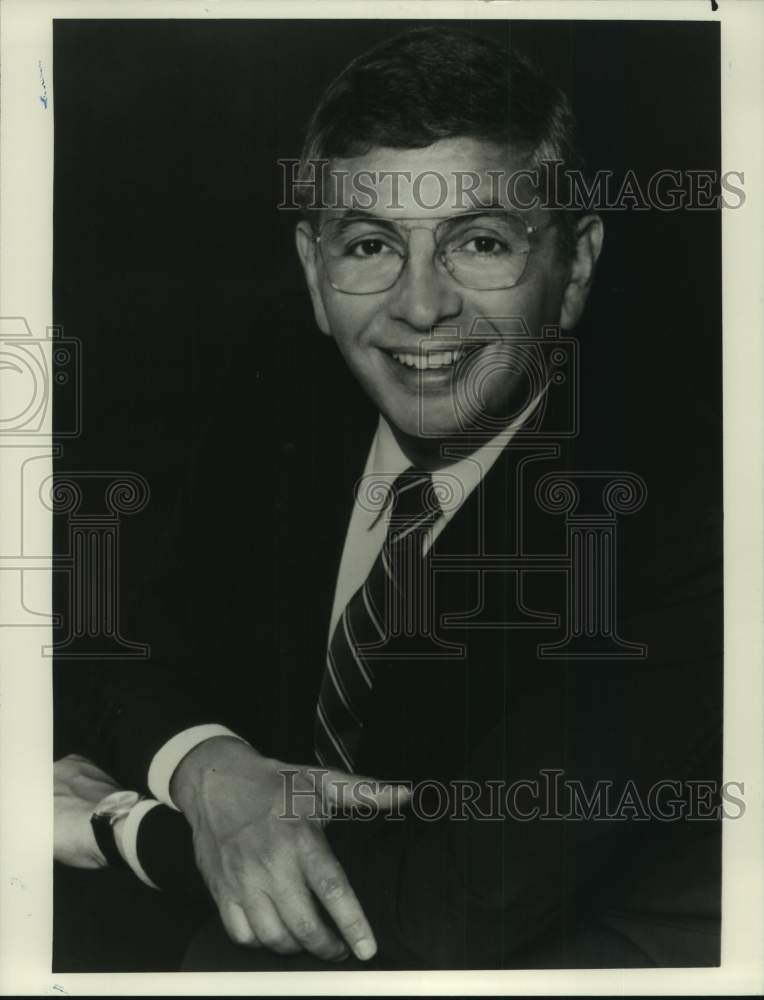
[{"left": 322, "top": 769, "right": 412, "bottom": 813}]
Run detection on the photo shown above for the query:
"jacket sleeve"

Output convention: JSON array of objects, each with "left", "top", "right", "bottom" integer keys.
[{"left": 63, "top": 432, "right": 249, "bottom": 794}]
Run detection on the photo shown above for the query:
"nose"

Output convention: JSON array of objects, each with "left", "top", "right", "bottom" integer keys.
[{"left": 387, "top": 229, "right": 463, "bottom": 332}]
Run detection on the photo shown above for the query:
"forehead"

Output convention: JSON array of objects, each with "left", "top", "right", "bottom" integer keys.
[{"left": 322, "top": 137, "right": 536, "bottom": 219}]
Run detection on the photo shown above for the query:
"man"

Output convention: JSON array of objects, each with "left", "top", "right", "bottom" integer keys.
[{"left": 55, "top": 25, "right": 722, "bottom": 970}]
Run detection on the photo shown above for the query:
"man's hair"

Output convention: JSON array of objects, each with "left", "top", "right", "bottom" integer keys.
[{"left": 297, "top": 26, "right": 586, "bottom": 254}]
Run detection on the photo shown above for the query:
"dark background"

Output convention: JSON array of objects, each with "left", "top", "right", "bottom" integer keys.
[
  {"left": 52, "top": 17, "right": 722, "bottom": 458},
  {"left": 52, "top": 17, "right": 722, "bottom": 692},
  {"left": 51, "top": 17, "right": 722, "bottom": 972},
  {"left": 51, "top": 16, "right": 723, "bottom": 748}
]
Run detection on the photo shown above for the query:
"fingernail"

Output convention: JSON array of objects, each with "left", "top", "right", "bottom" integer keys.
[
  {"left": 355, "top": 938, "right": 376, "bottom": 960},
  {"left": 332, "top": 947, "right": 350, "bottom": 962}
]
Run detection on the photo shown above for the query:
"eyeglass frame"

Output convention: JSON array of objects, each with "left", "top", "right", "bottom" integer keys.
[{"left": 311, "top": 209, "right": 556, "bottom": 296}]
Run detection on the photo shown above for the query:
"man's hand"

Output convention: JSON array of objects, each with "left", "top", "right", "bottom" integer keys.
[
  {"left": 54, "top": 754, "right": 122, "bottom": 868},
  {"left": 170, "top": 736, "right": 410, "bottom": 962}
]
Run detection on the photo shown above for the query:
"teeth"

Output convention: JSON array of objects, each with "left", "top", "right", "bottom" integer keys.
[{"left": 391, "top": 349, "right": 464, "bottom": 370}]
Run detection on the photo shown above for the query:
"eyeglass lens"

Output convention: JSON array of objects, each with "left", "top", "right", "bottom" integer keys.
[{"left": 318, "top": 213, "right": 532, "bottom": 293}]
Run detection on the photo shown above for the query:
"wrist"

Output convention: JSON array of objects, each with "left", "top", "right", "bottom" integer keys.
[{"left": 170, "top": 735, "right": 258, "bottom": 814}]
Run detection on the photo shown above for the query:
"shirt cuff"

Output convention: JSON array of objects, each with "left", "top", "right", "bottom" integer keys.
[
  {"left": 147, "top": 724, "right": 247, "bottom": 809},
  {"left": 121, "top": 799, "right": 162, "bottom": 890}
]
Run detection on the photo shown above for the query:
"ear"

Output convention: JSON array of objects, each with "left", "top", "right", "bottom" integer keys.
[
  {"left": 295, "top": 220, "right": 331, "bottom": 336},
  {"left": 559, "top": 214, "right": 604, "bottom": 330}
]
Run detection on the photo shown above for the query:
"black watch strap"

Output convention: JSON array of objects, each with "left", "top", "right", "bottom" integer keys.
[{"left": 91, "top": 812, "right": 129, "bottom": 869}]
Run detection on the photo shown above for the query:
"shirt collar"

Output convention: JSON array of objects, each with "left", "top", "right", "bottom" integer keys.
[{"left": 367, "top": 389, "right": 546, "bottom": 524}]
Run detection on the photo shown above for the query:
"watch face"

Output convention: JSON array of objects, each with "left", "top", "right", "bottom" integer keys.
[{"left": 93, "top": 790, "right": 141, "bottom": 820}]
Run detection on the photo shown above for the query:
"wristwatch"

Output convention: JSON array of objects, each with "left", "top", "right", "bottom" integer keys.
[{"left": 90, "top": 790, "right": 142, "bottom": 869}]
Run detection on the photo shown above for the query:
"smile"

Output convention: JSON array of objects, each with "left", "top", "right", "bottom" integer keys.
[
  {"left": 391, "top": 349, "right": 463, "bottom": 370},
  {"left": 388, "top": 342, "right": 485, "bottom": 371}
]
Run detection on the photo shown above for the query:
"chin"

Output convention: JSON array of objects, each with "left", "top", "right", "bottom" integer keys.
[{"left": 396, "top": 415, "right": 465, "bottom": 445}]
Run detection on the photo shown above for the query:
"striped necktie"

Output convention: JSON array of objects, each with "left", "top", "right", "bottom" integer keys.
[{"left": 314, "top": 468, "right": 442, "bottom": 771}]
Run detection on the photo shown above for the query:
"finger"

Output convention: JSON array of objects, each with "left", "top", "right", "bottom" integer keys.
[
  {"left": 57, "top": 753, "right": 93, "bottom": 769},
  {"left": 302, "top": 840, "right": 377, "bottom": 961},
  {"left": 220, "top": 901, "right": 260, "bottom": 948},
  {"left": 54, "top": 755, "right": 103, "bottom": 786},
  {"left": 350, "top": 780, "right": 412, "bottom": 810},
  {"left": 273, "top": 881, "right": 349, "bottom": 962},
  {"left": 323, "top": 770, "right": 412, "bottom": 813},
  {"left": 245, "top": 891, "right": 303, "bottom": 956}
]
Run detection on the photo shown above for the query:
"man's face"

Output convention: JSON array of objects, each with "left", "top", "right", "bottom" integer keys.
[{"left": 297, "top": 138, "right": 601, "bottom": 453}]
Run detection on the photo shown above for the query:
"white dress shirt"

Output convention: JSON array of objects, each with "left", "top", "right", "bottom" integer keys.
[{"left": 146, "top": 394, "right": 543, "bottom": 811}]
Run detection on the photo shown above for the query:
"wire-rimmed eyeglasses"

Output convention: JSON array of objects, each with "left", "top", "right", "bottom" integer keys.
[{"left": 313, "top": 210, "right": 553, "bottom": 295}]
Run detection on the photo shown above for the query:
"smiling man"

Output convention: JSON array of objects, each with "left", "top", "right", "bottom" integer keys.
[
  {"left": 56, "top": 25, "right": 723, "bottom": 972},
  {"left": 295, "top": 138, "right": 602, "bottom": 463}
]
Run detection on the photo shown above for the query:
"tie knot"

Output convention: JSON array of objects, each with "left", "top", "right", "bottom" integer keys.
[{"left": 387, "top": 469, "right": 441, "bottom": 537}]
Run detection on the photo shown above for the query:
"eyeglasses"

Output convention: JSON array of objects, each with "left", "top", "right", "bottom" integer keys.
[{"left": 313, "top": 211, "right": 552, "bottom": 295}]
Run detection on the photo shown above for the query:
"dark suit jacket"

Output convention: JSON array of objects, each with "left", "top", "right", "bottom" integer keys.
[{"left": 62, "top": 293, "right": 723, "bottom": 969}]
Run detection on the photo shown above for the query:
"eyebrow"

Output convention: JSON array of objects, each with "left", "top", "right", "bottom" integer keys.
[
  {"left": 333, "top": 210, "right": 401, "bottom": 227},
  {"left": 332, "top": 206, "right": 516, "bottom": 225}
]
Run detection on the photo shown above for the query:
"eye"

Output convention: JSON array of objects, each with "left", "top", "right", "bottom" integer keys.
[
  {"left": 442, "top": 215, "right": 527, "bottom": 258},
  {"left": 347, "top": 238, "right": 395, "bottom": 258},
  {"left": 460, "top": 235, "right": 510, "bottom": 256}
]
